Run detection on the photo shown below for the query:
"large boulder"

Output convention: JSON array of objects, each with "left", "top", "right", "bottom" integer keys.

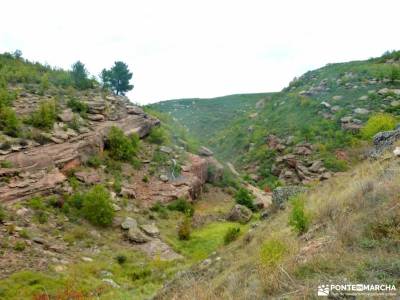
[
  {"left": 58, "top": 109, "right": 74, "bottom": 123},
  {"left": 198, "top": 146, "right": 214, "bottom": 157},
  {"left": 370, "top": 126, "right": 400, "bottom": 158},
  {"left": 126, "top": 227, "right": 151, "bottom": 243},
  {"left": 228, "top": 204, "right": 252, "bottom": 223}
]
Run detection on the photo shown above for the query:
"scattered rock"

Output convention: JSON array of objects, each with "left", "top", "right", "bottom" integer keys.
[
  {"left": 332, "top": 95, "right": 343, "bottom": 101},
  {"left": 126, "top": 227, "right": 151, "bottom": 243},
  {"left": 358, "top": 95, "right": 368, "bottom": 101},
  {"left": 160, "top": 146, "right": 173, "bottom": 154},
  {"left": 87, "top": 114, "right": 105, "bottom": 122},
  {"left": 81, "top": 257, "right": 93, "bottom": 262},
  {"left": 126, "top": 105, "right": 144, "bottom": 115},
  {"left": 74, "top": 170, "right": 101, "bottom": 185},
  {"left": 121, "top": 217, "right": 137, "bottom": 230},
  {"left": 102, "top": 278, "right": 120, "bottom": 288},
  {"left": 272, "top": 186, "right": 307, "bottom": 208},
  {"left": 198, "top": 146, "right": 213, "bottom": 157},
  {"left": 140, "top": 224, "right": 160, "bottom": 237},
  {"left": 58, "top": 109, "right": 74, "bottom": 123},
  {"left": 393, "top": 147, "right": 400, "bottom": 157},
  {"left": 228, "top": 204, "right": 252, "bottom": 223},
  {"left": 354, "top": 108, "right": 369, "bottom": 115},
  {"left": 160, "top": 174, "right": 169, "bottom": 182}
]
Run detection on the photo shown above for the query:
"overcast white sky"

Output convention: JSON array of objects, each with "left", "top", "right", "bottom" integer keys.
[{"left": 1, "top": 0, "right": 399, "bottom": 104}]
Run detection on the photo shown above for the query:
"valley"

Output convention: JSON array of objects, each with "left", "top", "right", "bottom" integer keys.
[{"left": 0, "top": 50, "right": 399, "bottom": 299}]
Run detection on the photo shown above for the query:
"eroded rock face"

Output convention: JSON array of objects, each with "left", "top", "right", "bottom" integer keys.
[
  {"left": 272, "top": 186, "right": 307, "bottom": 208},
  {"left": 370, "top": 126, "right": 400, "bottom": 158},
  {"left": 0, "top": 108, "right": 159, "bottom": 203}
]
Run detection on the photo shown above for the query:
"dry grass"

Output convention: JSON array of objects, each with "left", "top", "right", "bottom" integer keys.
[{"left": 156, "top": 150, "right": 400, "bottom": 299}]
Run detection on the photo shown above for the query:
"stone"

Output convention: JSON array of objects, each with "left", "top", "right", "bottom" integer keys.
[
  {"left": 391, "top": 100, "right": 400, "bottom": 107},
  {"left": 340, "top": 116, "right": 352, "bottom": 123},
  {"left": 378, "top": 88, "right": 390, "bottom": 95},
  {"left": 370, "top": 127, "right": 400, "bottom": 158},
  {"left": 126, "top": 227, "right": 151, "bottom": 243},
  {"left": 321, "top": 101, "right": 331, "bottom": 108},
  {"left": 393, "top": 147, "right": 400, "bottom": 157},
  {"left": 160, "top": 146, "right": 173, "bottom": 154},
  {"left": 354, "top": 108, "right": 369, "bottom": 115},
  {"left": 228, "top": 204, "right": 252, "bottom": 223},
  {"left": 126, "top": 105, "right": 144, "bottom": 115},
  {"left": 198, "top": 146, "right": 213, "bottom": 157},
  {"left": 121, "top": 217, "right": 137, "bottom": 230},
  {"left": 81, "top": 257, "right": 93, "bottom": 262},
  {"left": 272, "top": 186, "right": 307, "bottom": 208},
  {"left": 102, "top": 278, "right": 120, "bottom": 288},
  {"left": 332, "top": 95, "right": 343, "bottom": 101},
  {"left": 160, "top": 174, "right": 169, "bottom": 182},
  {"left": 58, "top": 109, "right": 74, "bottom": 123},
  {"left": 120, "top": 186, "right": 136, "bottom": 199},
  {"left": 112, "top": 203, "right": 121, "bottom": 211},
  {"left": 358, "top": 95, "right": 368, "bottom": 101},
  {"left": 87, "top": 114, "right": 105, "bottom": 121},
  {"left": 309, "top": 161, "right": 323, "bottom": 173},
  {"left": 32, "top": 237, "right": 47, "bottom": 245},
  {"left": 140, "top": 224, "right": 160, "bottom": 237},
  {"left": 294, "top": 145, "right": 312, "bottom": 156},
  {"left": 74, "top": 170, "right": 101, "bottom": 185},
  {"left": 16, "top": 207, "right": 29, "bottom": 216}
]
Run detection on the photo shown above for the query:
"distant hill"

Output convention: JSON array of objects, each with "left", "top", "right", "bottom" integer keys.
[{"left": 150, "top": 51, "right": 400, "bottom": 189}]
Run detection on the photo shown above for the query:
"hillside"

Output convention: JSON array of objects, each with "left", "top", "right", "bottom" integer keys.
[
  {"left": 0, "top": 50, "right": 399, "bottom": 300},
  {"left": 150, "top": 51, "right": 400, "bottom": 190}
]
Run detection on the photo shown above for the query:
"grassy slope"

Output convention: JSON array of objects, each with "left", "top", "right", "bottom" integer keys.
[
  {"left": 157, "top": 147, "right": 400, "bottom": 299},
  {"left": 148, "top": 93, "right": 273, "bottom": 144}
]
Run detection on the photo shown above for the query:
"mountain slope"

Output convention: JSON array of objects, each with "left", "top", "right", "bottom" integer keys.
[{"left": 151, "top": 51, "right": 400, "bottom": 189}]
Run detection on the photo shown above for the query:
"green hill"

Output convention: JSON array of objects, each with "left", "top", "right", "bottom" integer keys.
[{"left": 150, "top": 51, "right": 400, "bottom": 189}]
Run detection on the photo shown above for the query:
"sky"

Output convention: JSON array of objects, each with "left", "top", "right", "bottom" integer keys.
[{"left": 1, "top": 0, "right": 399, "bottom": 104}]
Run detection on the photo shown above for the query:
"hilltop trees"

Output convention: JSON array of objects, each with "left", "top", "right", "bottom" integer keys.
[
  {"left": 101, "top": 61, "right": 133, "bottom": 95},
  {"left": 71, "top": 61, "right": 93, "bottom": 90}
]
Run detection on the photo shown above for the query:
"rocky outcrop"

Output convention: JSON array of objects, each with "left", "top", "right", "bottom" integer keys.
[
  {"left": 370, "top": 125, "right": 400, "bottom": 158},
  {"left": 228, "top": 204, "right": 252, "bottom": 223},
  {"left": 0, "top": 106, "right": 159, "bottom": 202},
  {"left": 272, "top": 186, "right": 307, "bottom": 209}
]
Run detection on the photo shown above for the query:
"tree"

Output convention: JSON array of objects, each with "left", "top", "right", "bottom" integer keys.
[
  {"left": 71, "top": 61, "right": 92, "bottom": 90},
  {"left": 101, "top": 61, "right": 133, "bottom": 95}
]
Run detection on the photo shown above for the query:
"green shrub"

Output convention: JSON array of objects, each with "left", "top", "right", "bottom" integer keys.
[
  {"left": 142, "top": 175, "right": 149, "bottom": 183},
  {"left": 131, "top": 269, "right": 152, "bottom": 281},
  {"left": 234, "top": 188, "right": 256, "bottom": 211},
  {"left": 81, "top": 185, "right": 114, "bottom": 227},
  {"left": 86, "top": 155, "right": 102, "bottom": 168},
  {"left": 148, "top": 126, "right": 168, "bottom": 145},
  {"left": 150, "top": 201, "right": 168, "bottom": 218},
  {"left": 0, "top": 160, "right": 13, "bottom": 168},
  {"left": 0, "top": 107, "right": 20, "bottom": 137},
  {"left": 35, "top": 211, "right": 48, "bottom": 224},
  {"left": 67, "top": 97, "right": 88, "bottom": 115},
  {"left": 224, "top": 227, "right": 240, "bottom": 245},
  {"left": 29, "top": 100, "right": 57, "bottom": 129},
  {"left": 28, "top": 196, "right": 46, "bottom": 210},
  {"left": 167, "top": 198, "right": 194, "bottom": 216},
  {"left": 13, "top": 241, "right": 26, "bottom": 252},
  {"left": 361, "top": 113, "right": 397, "bottom": 140},
  {"left": 115, "top": 254, "right": 127, "bottom": 265},
  {"left": 260, "top": 238, "right": 287, "bottom": 267},
  {"left": 0, "top": 205, "right": 6, "bottom": 222},
  {"left": 288, "top": 196, "right": 310, "bottom": 235},
  {"left": 106, "top": 126, "right": 140, "bottom": 162},
  {"left": 323, "top": 155, "right": 348, "bottom": 172},
  {"left": 178, "top": 216, "right": 191, "bottom": 240}
]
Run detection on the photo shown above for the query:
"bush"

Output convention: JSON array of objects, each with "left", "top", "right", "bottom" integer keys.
[
  {"left": 86, "top": 155, "right": 102, "bottom": 168},
  {"left": 14, "top": 241, "right": 26, "bottom": 252},
  {"left": 0, "top": 160, "right": 13, "bottom": 168},
  {"left": 67, "top": 97, "right": 88, "bottom": 115},
  {"left": 0, "top": 107, "right": 20, "bottom": 137},
  {"left": 323, "top": 155, "right": 348, "bottom": 172},
  {"left": 81, "top": 185, "right": 114, "bottom": 227},
  {"left": 115, "top": 254, "right": 127, "bottom": 265},
  {"left": 224, "top": 227, "right": 240, "bottom": 245},
  {"left": 106, "top": 126, "right": 140, "bottom": 162},
  {"left": 178, "top": 216, "right": 191, "bottom": 240},
  {"left": 361, "top": 113, "right": 397, "bottom": 140},
  {"left": 260, "top": 238, "right": 287, "bottom": 267},
  {"left": 0, "top": 205, "right": 6, "bottom": 222},
  {"left": 167, "top": 198, "right": 194, "bottom": 216},
  {"left": 234, "top": 188, "right": 256, "bottom": 211},
  {"left": 148, "top": 126, "right": 168, "bottom": 145},
  {"left": 29, "top": 100, "right": 57, "bottom": 129},
  {"left": 288, "top": 196, "right": 310, "bottom": 235}
]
